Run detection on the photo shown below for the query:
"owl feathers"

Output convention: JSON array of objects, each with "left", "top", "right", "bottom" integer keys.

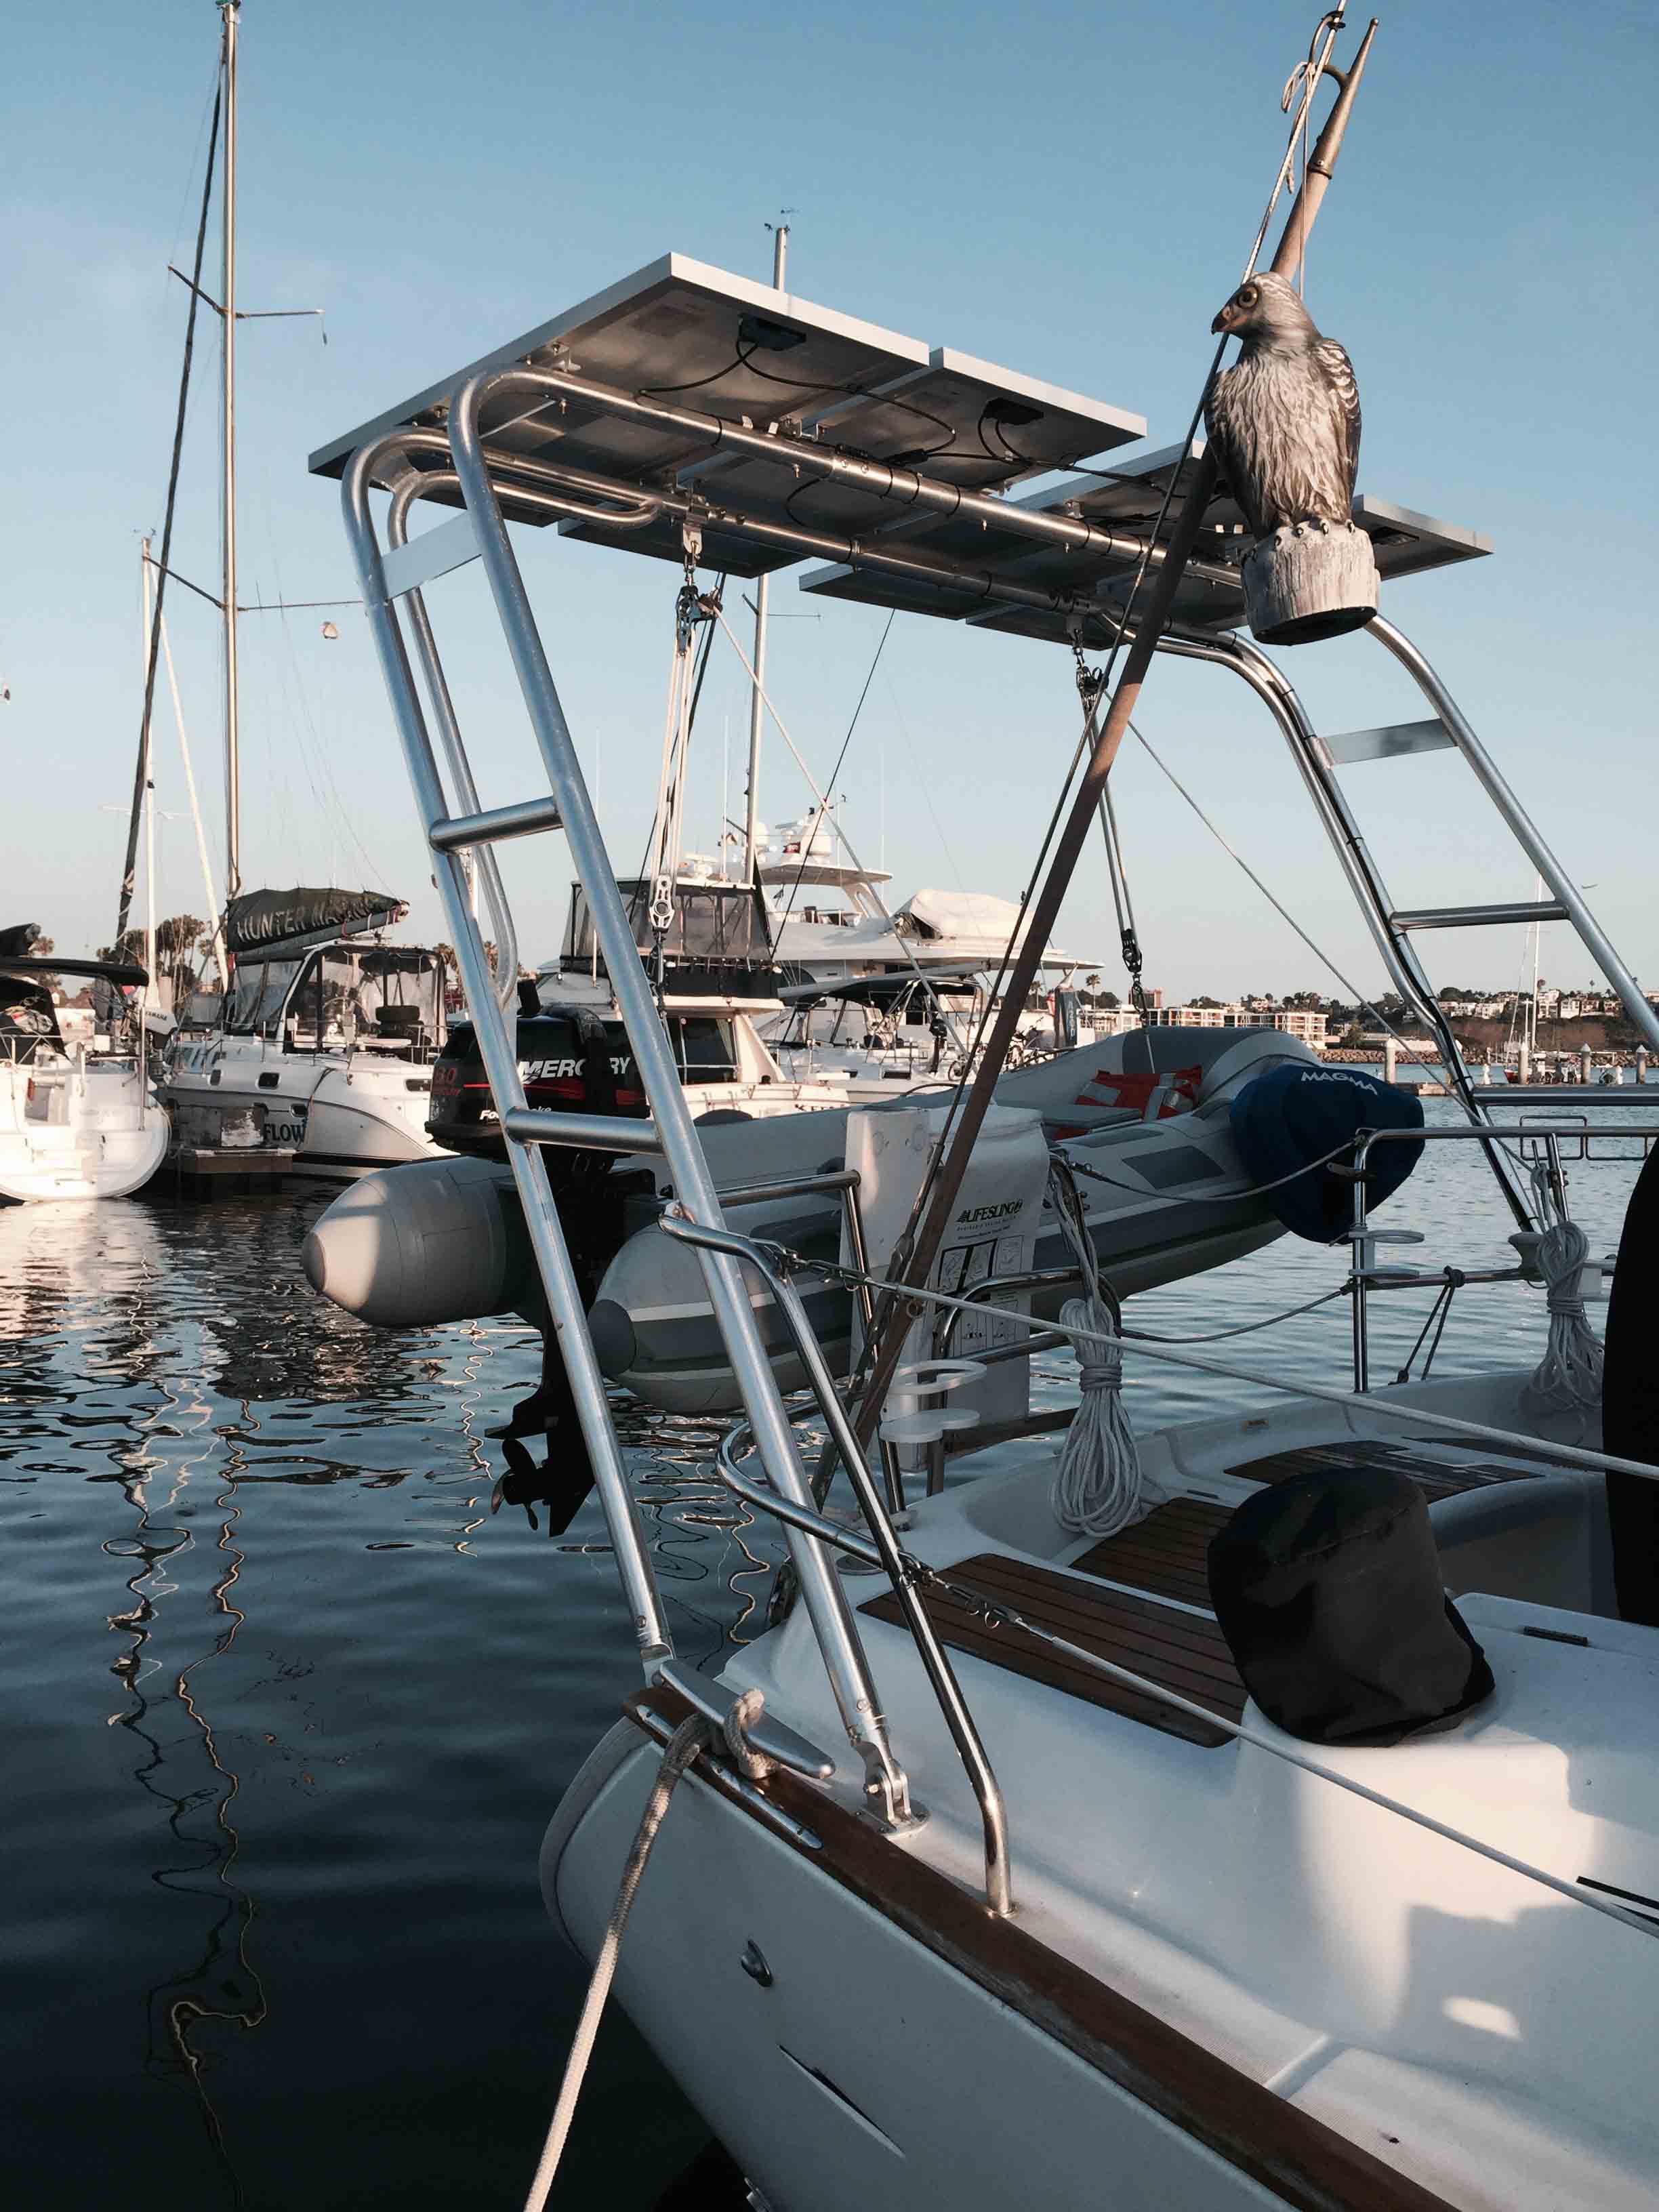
[{"left": 1204, "top": 272, "right": 1361, "bottom": 542}]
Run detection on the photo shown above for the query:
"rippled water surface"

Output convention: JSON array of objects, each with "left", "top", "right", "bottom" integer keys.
[{"left": 1, "top": 1105, "right": 1647, "bottom": 2209}]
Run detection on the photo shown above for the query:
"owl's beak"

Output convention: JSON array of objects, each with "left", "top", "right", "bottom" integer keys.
[{"left": 1210, "top": 302, "right": 1238, "bottom": 335}]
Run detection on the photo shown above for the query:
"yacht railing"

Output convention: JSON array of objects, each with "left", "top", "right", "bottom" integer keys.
[
  {"left": 659, "top": 1205, "right": 1015, "bottom": 1917},
  {"left": 653, "top": 1185, "right": 1659, "bottom": 1939},
  {"left": 1345, "top": 1117, "right": 1658, "bottom": 1391}
]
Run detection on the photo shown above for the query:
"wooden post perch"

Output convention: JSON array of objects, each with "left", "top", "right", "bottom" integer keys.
[{"left": 1243, "top": 516, "right": 1378, "bottom": 645}]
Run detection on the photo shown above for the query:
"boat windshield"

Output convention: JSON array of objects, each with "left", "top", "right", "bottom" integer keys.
[
  {"left": 225, "top": 947, "right": 445, "bottom": 1049},
  {"left": 670, "top": 1017, "right": 737, "bottom": 1083},
  {"left": 224, "top": 958, "right": 302, "bottom": 1036}
]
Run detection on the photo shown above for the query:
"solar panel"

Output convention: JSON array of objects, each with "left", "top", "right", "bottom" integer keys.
[
  {"left": 798, "top": 438, "right": 1492, "bottom": 645},
  {"left": 310, "top": 253, "right": 1148, "bottom": 577},
  {"left": 308, "top": 252, "right": 930, "bottom": 506},
  {"left": 312, "top": 254, "right": 1491, "bottom": 627},
  {"left": 556, "top": 343, "right": 1145, "bottom": 569}
]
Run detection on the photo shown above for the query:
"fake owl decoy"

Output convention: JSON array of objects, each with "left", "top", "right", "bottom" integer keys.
[{"left": 1204, "top": 271, "right": 1361, "bottom": 540}]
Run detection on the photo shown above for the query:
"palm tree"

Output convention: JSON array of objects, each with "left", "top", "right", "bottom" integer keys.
[{"left": 157, "top": 915, "right": 206, "bottom": 1002}]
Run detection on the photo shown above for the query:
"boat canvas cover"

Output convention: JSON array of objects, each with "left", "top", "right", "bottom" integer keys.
[
  {"left": 896, "top": 888, "right": 1028, "bottom": 946},
  {"left": 225, "top": 888, "right": 407, "bottom": 962}
]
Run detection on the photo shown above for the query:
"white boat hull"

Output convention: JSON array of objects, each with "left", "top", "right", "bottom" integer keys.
[
  {"left": 548, "top": 1725, "right": 1275, "bottom": 2212},
  {"left": 546, "top": 1372, "right": 1659, "bottom": 2211},
  {"left": 0, "top": 1061, "right": 168, "bottom": 1203},
  {"left": 161, "top": 1038, "right": 445, "bottom": 1180}
]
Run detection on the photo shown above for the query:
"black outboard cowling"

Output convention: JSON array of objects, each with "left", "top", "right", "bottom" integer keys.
[
  {"left": 1208, "top": 1467, "right": 1494, "bottom": 1746},
  {"left": 1229, "top": 1062, "right": 1422, "bottom": 1242}
]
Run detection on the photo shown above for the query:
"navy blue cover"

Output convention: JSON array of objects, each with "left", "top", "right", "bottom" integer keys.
[{"left": 1229, "top": 1063, "right": 1423, "bottom": 1243}]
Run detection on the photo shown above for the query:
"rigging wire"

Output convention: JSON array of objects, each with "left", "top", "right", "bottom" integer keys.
[
  {"left": 1121, "top": 715, "right": 1448, "bottom": 1078},
  {"left": 161, "top": 68, "right": 221, "bottom": 300},
  {"left": 628, "top": 582, "right": 722, "bottom": 893},
  {"left": 251, "top": 480, "right": 391, "bottom": 895},
  {"left": 773, "top": 609, "right": 897, "bottom": 933},
  {"left": 881, "top": 669, "right": 964, "bottom": 891},
  {"left": 841, "top": 16, "right": 1356, "bottom": 1401}
]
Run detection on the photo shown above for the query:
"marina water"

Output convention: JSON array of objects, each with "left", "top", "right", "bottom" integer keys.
[{"left": 3, "top": 1103, "right": 1647, "bottom": 2209}]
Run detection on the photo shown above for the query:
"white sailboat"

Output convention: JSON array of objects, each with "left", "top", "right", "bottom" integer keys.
[
  {"left": 150, "top": 4, "right": 451, "bottom": 1182},
  {"left": 0, "top": 940, "right": 168, "bottom": 1203}
]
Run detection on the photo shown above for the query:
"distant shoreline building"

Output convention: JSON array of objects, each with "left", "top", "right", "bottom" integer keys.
[{"left": 1142, "top": 1002, "right": 1329, "bottom": 1049}]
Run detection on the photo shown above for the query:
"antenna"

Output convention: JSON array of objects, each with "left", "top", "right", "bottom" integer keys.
[{"left": 741, "top": 213, "right": 794, "bottom": 880}]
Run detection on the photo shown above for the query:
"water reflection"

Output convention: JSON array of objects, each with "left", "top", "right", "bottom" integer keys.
[
  {"left": 104, "top": 1357, "right": 266, "bottom": 2208},
  {"left": 1, "top": 1185, "right": 804, "bottom": 2210},
  {"left": 11, "top": 1115, "right": 1638, "bottom": 2211}
]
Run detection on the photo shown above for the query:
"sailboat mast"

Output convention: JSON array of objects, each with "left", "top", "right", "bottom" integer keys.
[
  {"left": 220, "top": 0, "right": 241, "bottom": 905},
  {"left": 1529, "top": 871, "right": 1542, "bottom": 1058},
  {"left": 139, "top": 545, "right": 157, "bottom": 996},
  {"left": 741, "top": 218, "right": 789, "bottom": 879}
]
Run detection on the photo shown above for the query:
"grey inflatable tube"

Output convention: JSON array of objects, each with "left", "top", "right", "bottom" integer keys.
[{"left": 302, "top": 1155, "right": 537, "bottom": 1328}]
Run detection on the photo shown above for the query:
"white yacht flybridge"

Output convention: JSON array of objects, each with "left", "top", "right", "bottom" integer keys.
[
  {"left": 760, "top": 811, "right": 1099, "bottom": 985},
  {"left": 758, "top": 811, "right": 1111, "bottom": 1089},
  {"left": 306, "top": 11, "right": 1659, "bottom": 2198}
]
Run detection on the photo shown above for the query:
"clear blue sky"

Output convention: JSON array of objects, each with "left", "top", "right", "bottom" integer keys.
[{"left": 3, "top": 0, "right": 1654, "bottom": 1004}]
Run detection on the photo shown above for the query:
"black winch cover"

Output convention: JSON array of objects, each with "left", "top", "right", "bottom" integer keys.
[
  {"left": 226, "top": 887, "right": 406, "bottom": 960},
  {"left": 1229, "top": 1062, "right": 1424, "bottom": 1242},
  {"left": 1207, "top": 1467, "right": 1494, "bottom": 1746}
]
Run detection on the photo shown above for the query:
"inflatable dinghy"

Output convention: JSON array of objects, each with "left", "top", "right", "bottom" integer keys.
[{"left": 302, "top": 1026, "right": 1425, "bottom": 1415}]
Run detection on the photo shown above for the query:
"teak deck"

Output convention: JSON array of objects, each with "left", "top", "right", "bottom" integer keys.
[
  {"left": 862, "top": 1429, "right": 1553, "bottom": 1750},
  {"left": 861, "top": 1549, "right": 1244, "bottom": 1748},
  {"left": 1073, "top": 1496, "right": 1229, "bottom": 1607},
  {"left": 1227, "top": 1433, "right": 1554, "bottom": 1503}
]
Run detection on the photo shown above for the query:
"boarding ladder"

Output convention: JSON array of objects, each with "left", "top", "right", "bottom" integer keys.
[
  {"left": 1155, "top": 613, "right": 1659, "bottom": 1231},
  {"left": 337, "top": 381, "right": 956, "bottom": 1838}
]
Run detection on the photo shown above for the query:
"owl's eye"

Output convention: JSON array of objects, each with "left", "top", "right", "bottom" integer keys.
[{"left": 1238, "top": 287, "right": 1259, "bottom": 307}]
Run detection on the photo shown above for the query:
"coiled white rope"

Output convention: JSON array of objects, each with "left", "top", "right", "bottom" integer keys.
[
  {"left": 1048, "top": 1166, "right": 1145, "bottom": 1540},
  {"left": 1520, "top": 1165, "right": 1604, "bottom": 1423}
]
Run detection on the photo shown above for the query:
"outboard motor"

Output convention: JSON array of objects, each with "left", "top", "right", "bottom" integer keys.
[
  {"left": 1208, "top": 1466, "right": 1494, "bottom": 1745},
  {"left": 1229, "top": 1061, "right": 1423, "bottom": 1241},
  {"left": 301, "top": 1152, "right": 637, "bottom": 1535}
]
